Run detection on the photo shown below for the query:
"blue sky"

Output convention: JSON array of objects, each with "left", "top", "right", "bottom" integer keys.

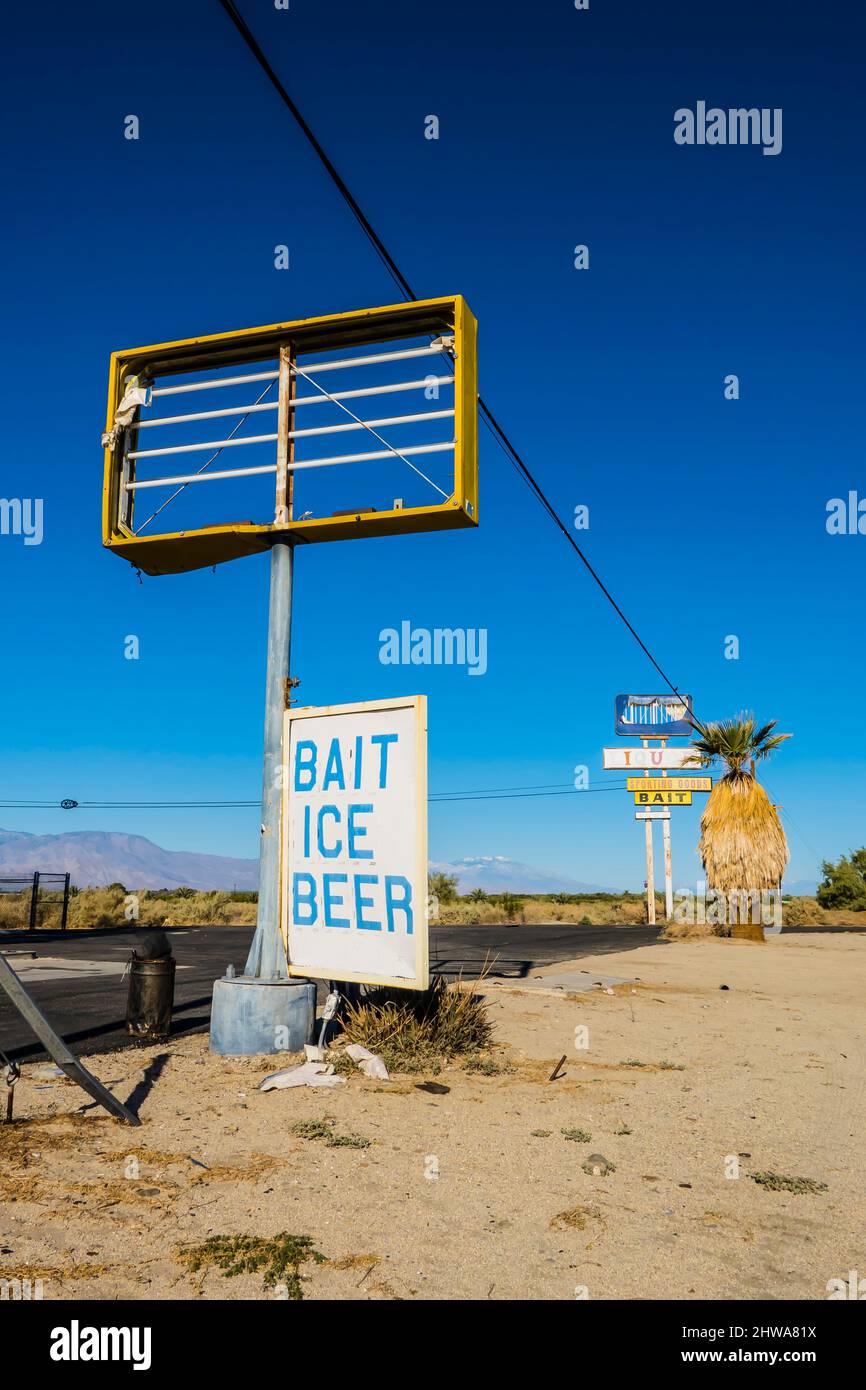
[{"left": 0, "top": 0, "right": 863, "bottom": 890}]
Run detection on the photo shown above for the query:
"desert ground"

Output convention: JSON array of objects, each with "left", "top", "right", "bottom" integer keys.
[{"left": 1, "top": 931, "right": 863, "bottom": 1301}]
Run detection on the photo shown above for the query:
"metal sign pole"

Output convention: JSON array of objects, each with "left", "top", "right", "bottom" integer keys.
[
  {"left": 642, "top": 739, "right": 655, "bottom": 925},
  {"left": 659, "top": 735, "right": 673, "bottom": 920},
  {"left": 245, "top": 341, "right": 295, "bottom": 979},
  {"left": 244, "top": 538, "right": 293, "bottom": 980},
  {"left": 662, "top": 816, "right": 673, "bottom": 920},
  {"left": 644, "top": 819, "right": 656, "bottom": 925}
]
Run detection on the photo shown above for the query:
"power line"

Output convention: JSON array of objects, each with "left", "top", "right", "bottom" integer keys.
[
  {"left": 214, "top": 0, "right": 686, "bottom": 700},
  {"left": 0, "top": 780, "right": 630, "bottom": 811}
]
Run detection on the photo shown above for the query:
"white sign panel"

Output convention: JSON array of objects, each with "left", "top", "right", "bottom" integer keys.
[
  {"left": 603, "top": 746, "right": 699, "bottom": 770},
  {"left": 635, "top": 810, "right": 671, "bottom": 821},
  {"left": 281, "top": 696, "right": 428, "bottom": 990}
]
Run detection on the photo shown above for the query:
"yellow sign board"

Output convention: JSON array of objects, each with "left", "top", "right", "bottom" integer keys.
[
  {"left": 634, "top": 790, "right": 693, "bottom": 806},
  {"left": 626, "top": 776, "right": 711, "bottom": 793}
]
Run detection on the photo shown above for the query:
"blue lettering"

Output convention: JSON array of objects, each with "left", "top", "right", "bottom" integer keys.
[
  {"left": 323, "top": 873, "right": 349, "bottom": 928},
  {"left": 322, "top": 738, "right": 346, "bottom": 791},
  {"left": 294, "top": 740, "right": 317, "bottom": 791},
  {"left": 347, "top": 803, "right": 373, "bottom": 859},
  {"left": 354, "top": 875, "right": 380, "bottom": 930},
  {"left": 371, "top": 733, "right": 398, "bottom": 788},
  {"left": 385, "top": 875, "right": 413, "bottom": 934},
  {"left": 317, "top": 805, "right": 342, "bottom": 858},
  {"left": 292, "top": 872, "right": 317, "bottom": 925}
]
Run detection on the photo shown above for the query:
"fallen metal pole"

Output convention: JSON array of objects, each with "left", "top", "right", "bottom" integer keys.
[{"left": 0, "top": 952, "right": 140, "bottom": 1126}]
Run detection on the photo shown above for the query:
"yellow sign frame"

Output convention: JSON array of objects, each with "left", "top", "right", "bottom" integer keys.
[{"left": 102, "top": 296, "right": 477, "bottom": 576}]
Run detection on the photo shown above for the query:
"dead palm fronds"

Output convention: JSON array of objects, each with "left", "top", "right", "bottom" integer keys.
[
  {"left": 698, "top": 777, "right": 789, "bottom": 894},
  {"left": 687, "top": 714, "right": 791, "bottom": 938}
]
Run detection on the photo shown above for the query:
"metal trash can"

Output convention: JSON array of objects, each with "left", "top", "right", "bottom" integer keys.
[{"left": 126, "top": 930, "right": 175, "bottom": 1040}]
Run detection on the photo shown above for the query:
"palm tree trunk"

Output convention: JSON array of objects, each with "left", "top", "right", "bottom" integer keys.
[{"left": 731, "top": 921, "right": 765, "bottom": 942}]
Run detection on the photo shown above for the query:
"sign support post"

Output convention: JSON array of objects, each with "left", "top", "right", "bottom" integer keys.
[
  {"left": 211, "top": 536, "right": 317, "bottom": 1054},
  {"left": 246, "top": 340, "right": 296, "bottom": 979},
  {"left": 644, "top": 818, "right": 656, "bottom": 925},
  {"left": 642, "top": 739, "right": 655, "bottom": 925},
  {"left": 659, "top": 735, "right": 673, "bottom": 920},
  {"left": 662, "top": 816, "right": 673, "bottom": 920},
  {"left": 245, "top": 537, "right": 293, "bottom": 980}
]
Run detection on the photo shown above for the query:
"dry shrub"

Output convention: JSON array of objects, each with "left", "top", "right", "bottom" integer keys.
[
  {"left": 661, "top": 919, "right": 718, "bottom": 942},
  {"left": 0, "top": 893, "right": 30, "bottom": 930},
  {"left": 781, "top": 896, "right": 825, "bottom": 926},
  {"left": 432, "top": 900, "right": 507, "bottom": 926},
  {"left": 338, "top": 974, "right": 494, "bottom": 1072},
  {"left": 67, "top": 886, "right": 128, "bottom": 929},
  {"left": 613, "top": 899, "right": 650, "bottom": 925},
  {"left": 160, "top": 891, "right": 232, "bottom": 925}
]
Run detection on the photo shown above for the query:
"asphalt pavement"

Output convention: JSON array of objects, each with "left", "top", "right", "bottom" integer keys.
[{"left": 2, "top": 920, "right": 862, "bottom": 1063}]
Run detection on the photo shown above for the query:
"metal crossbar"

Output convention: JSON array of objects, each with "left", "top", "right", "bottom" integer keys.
[
  {"left": 127, "top": 410, "right": 454, "bottom": 460},
  {"left": 125, "top": 442, "right": 454, "bottom": 491},
  {"left": 151, "top": 344, "right": 445, "bottom": 398},
  {"left": 137, "top": 376, "right": 454, "bottom": 428}
]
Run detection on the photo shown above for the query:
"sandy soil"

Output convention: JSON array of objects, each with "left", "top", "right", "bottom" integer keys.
[{"left": 2, "top": 932, "right": 863, "bottom": 1301}]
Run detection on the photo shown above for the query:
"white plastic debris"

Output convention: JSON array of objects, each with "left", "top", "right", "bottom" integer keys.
[
  {"left": 345, "top": 1044, "right": 390, "bottom": 1080},
  {"left": 304, "top": 1043, "right": 327, "bottom": 1063},
  {"left": 32, "top": 1064, "right": 65, "bottom": 1081},
  {"left": 101, "top": 377, "right": 150, "bottom": 450},
  {"left": 259, "top": 1062, "right": 345, "bottom": 1091}
]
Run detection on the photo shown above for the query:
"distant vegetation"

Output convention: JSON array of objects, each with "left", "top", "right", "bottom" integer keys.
[
  {"left": 0, "top": 871, "right": 862, "bottom": 933},
  {"left": 817, "top": 850, "right": 866, "bottom": 911},
  {"left": 0, "top": 885, "right": 258, "bottom": 931},
  {"left": 429, "top": 888, "right": 651, "bottom": 927}
]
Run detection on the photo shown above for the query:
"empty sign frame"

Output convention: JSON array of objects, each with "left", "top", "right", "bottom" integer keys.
[{"left": 102, "top": 296, "right": 478, "bottom": 575}]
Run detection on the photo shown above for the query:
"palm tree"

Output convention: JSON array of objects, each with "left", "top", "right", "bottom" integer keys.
[{"left": 687, "top": 714, "right": 791, "bottom": 940}]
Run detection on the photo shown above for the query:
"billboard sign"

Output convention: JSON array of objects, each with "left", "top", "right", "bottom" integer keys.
[
  {"left": 615, "top": 693, "right": 693, "bottom": 738},
  {"left": 603, "top": 746, "right": 699, "bottom": 770},
  {"left": 281, "top": 696, "right": 428, "bottom": 990}
]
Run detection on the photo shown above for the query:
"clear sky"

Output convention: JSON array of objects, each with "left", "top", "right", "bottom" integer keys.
[{"left": 0, "top": 0, "right": 863, "bottom": 890}]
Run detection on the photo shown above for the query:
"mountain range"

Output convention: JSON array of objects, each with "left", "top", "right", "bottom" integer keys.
[
  {"left": 0, "top": 829, "right": 258, "bottom": 892},
  {"left": 0, "top": 829, "right": 817, "bottom": 897},
  {"left": 428, "top": 855, "right": 616, "bottom": 894},
  {"left": 0, "top": 830, "right": 613, "bottom": 894}
]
